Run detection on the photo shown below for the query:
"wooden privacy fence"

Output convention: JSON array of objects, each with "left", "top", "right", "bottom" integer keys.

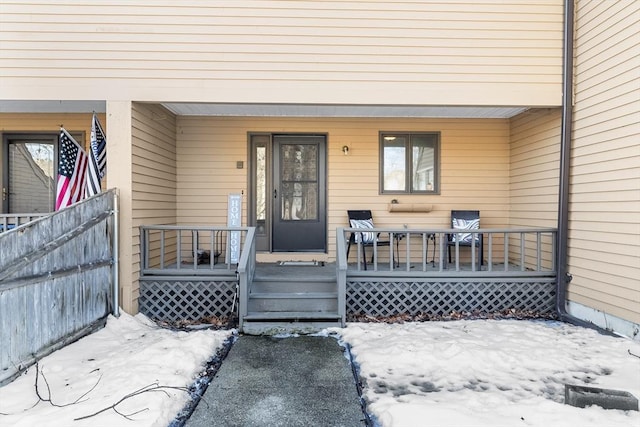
[{"left": 0, "top": 190, "right": 117, "bottom": 386}]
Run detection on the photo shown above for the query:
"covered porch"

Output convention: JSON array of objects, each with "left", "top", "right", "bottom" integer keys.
[{"left": 138, "top": 224, "right": 557, "bottom": 334}]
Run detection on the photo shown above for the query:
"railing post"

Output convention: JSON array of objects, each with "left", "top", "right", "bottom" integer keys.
[
  {"left": 504, "top": 232, "right": 509, "bottom": 271},
  {"left": 488, "top": 232, "right": 493, "bottom": 272},
  {"left": 536, "top": 232, "right": 542, "bottom": 271},
  {"left": 520, "top": 232, "right": 526, "bottom": 272},
  {"left": 471, "top": 232, "right": 476, "bottom": 271},
  {"left": 336, "top": 227, "right": 347, "bottom": 326}
]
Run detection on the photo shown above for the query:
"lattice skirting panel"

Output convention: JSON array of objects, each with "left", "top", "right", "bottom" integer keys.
[
  {"left": 347, "top": 279, "right": 556, "bottom": 317},
  {"left": 139, "top": 279, "right": 237, "bottom": 321}
]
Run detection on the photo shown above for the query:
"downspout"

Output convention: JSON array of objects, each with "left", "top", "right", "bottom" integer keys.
[{"left": 555, "top": 0, "right": 609, "bottom": 333}]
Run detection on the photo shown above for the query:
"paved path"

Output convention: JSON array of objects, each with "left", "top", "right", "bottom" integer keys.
[{"left": 184, "top": 335, "right": 366, "bottom": 427}]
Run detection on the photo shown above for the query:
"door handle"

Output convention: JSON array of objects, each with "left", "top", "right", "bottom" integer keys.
[{"left": 274, "top": 189, "right": 277, "bottom": 199}]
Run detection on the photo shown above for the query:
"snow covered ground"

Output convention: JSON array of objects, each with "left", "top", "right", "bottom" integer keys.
[
  {"left": 336, "top": 320, "right": 640, "bottom": 427},
  {"left": 1, "top": 314, "right": 639, "bottom": 427},
  {"left": 0, "top": 313, "right": 232, "bottom": 427}
]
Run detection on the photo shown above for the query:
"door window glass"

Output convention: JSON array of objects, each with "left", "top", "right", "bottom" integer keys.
[{"left": 280, "top": 144, "right": 318, "bottom": 221}]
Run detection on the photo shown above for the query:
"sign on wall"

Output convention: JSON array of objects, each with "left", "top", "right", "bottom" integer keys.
[{"left": 227, "top": 193, "right": 242, "bottom": 264}]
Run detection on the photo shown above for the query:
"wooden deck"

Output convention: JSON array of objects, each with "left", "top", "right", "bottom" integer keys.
[{"left": 138, "top": 225, "right": 558, "bottom": 333}]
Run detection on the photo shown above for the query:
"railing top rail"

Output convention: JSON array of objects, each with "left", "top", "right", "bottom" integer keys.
[
  {"left": 140, "top": 225, "right": 252, "bottom": 231},
  {"left": 344, "top": 227, "right": 557, "bottom": 234}
]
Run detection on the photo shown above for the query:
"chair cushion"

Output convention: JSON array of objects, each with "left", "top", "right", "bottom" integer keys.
[
  {"left": 452, "top": 218, "right": 479, "bottom": 243},
  {"left": 350, "top": 218, "right": 376, "bottom": 243}
]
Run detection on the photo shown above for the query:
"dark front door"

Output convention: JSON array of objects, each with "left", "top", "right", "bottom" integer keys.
[{"left": 272, "top": 135, "right": 326, "bottom": 252}]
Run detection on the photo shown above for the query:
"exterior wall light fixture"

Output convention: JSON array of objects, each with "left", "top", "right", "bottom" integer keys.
[{"left": 342, "top": 145, "right": 349, "bottom": 155}]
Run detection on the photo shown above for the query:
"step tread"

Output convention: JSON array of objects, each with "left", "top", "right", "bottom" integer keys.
[
  {"left": 244, "top": 311, "right": 341, "bottom": 320},
  {"left": 249, "top": 292, "right": 338, "bottom": 299},
  {"left": 252, "top": 275, "right": 336, "bottom": 281}
]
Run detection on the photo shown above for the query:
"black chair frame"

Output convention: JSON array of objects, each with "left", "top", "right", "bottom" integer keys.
[{"left": 346, "top": 210, "right": 394, "bottom": 270}]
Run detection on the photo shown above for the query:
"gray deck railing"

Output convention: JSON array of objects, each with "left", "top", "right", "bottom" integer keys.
[
  {"left": 138, "top": 225, "right": 255, "bottom": 323},
  {"left": 237, "top": 227, "right": 256, "bottom": 331},
  {"left": 338, "top": 227, "right": 557, "bottom": 276},
  {"left": 140, "top": 225, "right": 253, "bottom": 275},
  {"left": 0, "top": 190, "right": 117, "bottom": 386},
  {"left": 337, "top": 226, "right": 558, "bottom": 318},
  {"left": 0, "top": 213, "right": 47, "bottom": 233}
]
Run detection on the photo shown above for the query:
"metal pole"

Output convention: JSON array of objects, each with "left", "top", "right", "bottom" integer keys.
[{"left": 112, "top": 189, "right": 120, "bottom": 317}]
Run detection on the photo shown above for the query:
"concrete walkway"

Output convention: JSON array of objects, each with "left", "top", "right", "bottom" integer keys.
[{"left": 184, "top": 335, "right": 367, "bottom": 427}]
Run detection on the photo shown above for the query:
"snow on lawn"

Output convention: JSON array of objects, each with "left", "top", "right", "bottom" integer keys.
[
  {"left": 336, "top": 320, "right": 640, "bottom": 427},
  {"left": 0, "top": 312, "right": 232, "bottom": 427}
]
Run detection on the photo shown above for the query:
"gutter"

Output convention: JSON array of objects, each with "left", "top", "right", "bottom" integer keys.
[{"left": 555, "top": 0, "right": 612, "bottom": 334}]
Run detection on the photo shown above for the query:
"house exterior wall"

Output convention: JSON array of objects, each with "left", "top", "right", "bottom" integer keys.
[
  {"left": 569, "top": 0, "right": 640, "bottom": 324},
  {"left": 0, "top": 113, "right": 97, "bottom": 144},
  {"left": 176, "top": 116, "right": 511, "bottom": 261},
  {"left": 0, "top": 1, "right": 563, "bottom": 107},
  {"left": 126, "top": 103, "right": 177, "bottom": 313},
  {"left": 509, "top": 109, "right": 561, "bottom": 269},
  {"left": 509, "top": 109, "right": 561, "bottom": 228},
  {"left": 0, "top": 113, "right": 98, "bottom": 205}
]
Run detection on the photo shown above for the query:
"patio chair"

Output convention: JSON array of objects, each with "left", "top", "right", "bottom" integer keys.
[
  {"left": 446, "top": 210, "right": 483, "bottom": 268},
  {"left": 346, "top": 210, "right": 393, "bottom": 270}
]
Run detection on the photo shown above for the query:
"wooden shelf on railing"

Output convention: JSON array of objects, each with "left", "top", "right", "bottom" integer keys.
[{"left": 387, "top": 203, "right": 433, "bottom": 213}]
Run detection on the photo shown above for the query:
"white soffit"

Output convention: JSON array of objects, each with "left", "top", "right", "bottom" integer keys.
[{"left": 161, "top": 103, "right": 529, "bottom": 119}]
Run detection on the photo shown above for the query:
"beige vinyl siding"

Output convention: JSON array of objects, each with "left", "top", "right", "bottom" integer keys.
[
  {"left": 1, "top": 1, "right": 562, "bottom": 106},
  {"left": 176, "top": 116, "right": 511, "bottom": 261},
  {"left": 0, "top": 113, "right": 97, "bottom": 144},
  {"left": 0, "top": 112, "right": 100, "bottom": 199},
  {"left": 570, "top": 0, "right": 640, "bottom": 323},
  {"left": 129, "top": 103, "right": 177, "bottom": 312},
  {"left": 509, "top": 108, "right": 561, "bottom": 269},
  {"left": 510, "top": 108, "right": 561, "bottom": 226}
]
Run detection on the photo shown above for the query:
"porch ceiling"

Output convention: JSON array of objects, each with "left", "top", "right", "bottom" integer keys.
[
  {"left": 1, "top": 100, "right": 528, "bottom": 119},
  {"left": 161, "top": 103, "right": 529, "bottom": 118}
]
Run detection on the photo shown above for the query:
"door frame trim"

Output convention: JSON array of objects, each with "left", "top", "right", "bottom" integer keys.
[{"left": 247, "top": 132, "right": 328, "bottom": 253}]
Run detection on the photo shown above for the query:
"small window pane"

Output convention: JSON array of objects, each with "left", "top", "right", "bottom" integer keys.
[
  {"left": 380, "top": 132, "right": 439, "bottom": 194},
  {"left": 9, "top": 141, "right": 55, "bottom": 213},
  {"left": 383, "top": 136, "right": 407, "bottom": 191},
  {"left": 279, "top": 143, "right": 318, "bottom": 221},
  {"left": 412, "top": 135, "right": 436, "bottom": 192},
  {"left": 255, "top": 146, "right": 266, "bottom": 221}
]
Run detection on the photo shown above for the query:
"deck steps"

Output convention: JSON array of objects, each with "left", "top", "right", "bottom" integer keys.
[
  {"left": 244, "top": 311, "right": 342, "bottom": 321},
  {"left": 242, "top": 265, "right": 342, "bottom": 334}
]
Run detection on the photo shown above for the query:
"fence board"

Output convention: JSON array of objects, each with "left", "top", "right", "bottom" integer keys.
[{"left": 0, "top": 190, "right": 115, "bottom": 385}]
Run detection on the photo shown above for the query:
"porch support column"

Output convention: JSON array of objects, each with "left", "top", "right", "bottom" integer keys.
[{"left": 106, "top": 100, "right": 135, "bottom": 314}]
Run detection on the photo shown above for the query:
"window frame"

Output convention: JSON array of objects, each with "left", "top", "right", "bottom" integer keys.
[{"left": 379, "top": 131, "right": 441, "bottom": 195}]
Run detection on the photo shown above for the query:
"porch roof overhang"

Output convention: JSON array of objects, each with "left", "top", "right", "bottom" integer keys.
[{"left": 1, "top": 100, "right": 529, "bottom": 119}]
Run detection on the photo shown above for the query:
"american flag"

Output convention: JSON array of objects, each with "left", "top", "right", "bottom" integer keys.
[
  {"left": 56, "top": 128, "right": 89, "bottom": 210},
  {"left": 86, "top": 113, "right": 107, "bottom": 197}
]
